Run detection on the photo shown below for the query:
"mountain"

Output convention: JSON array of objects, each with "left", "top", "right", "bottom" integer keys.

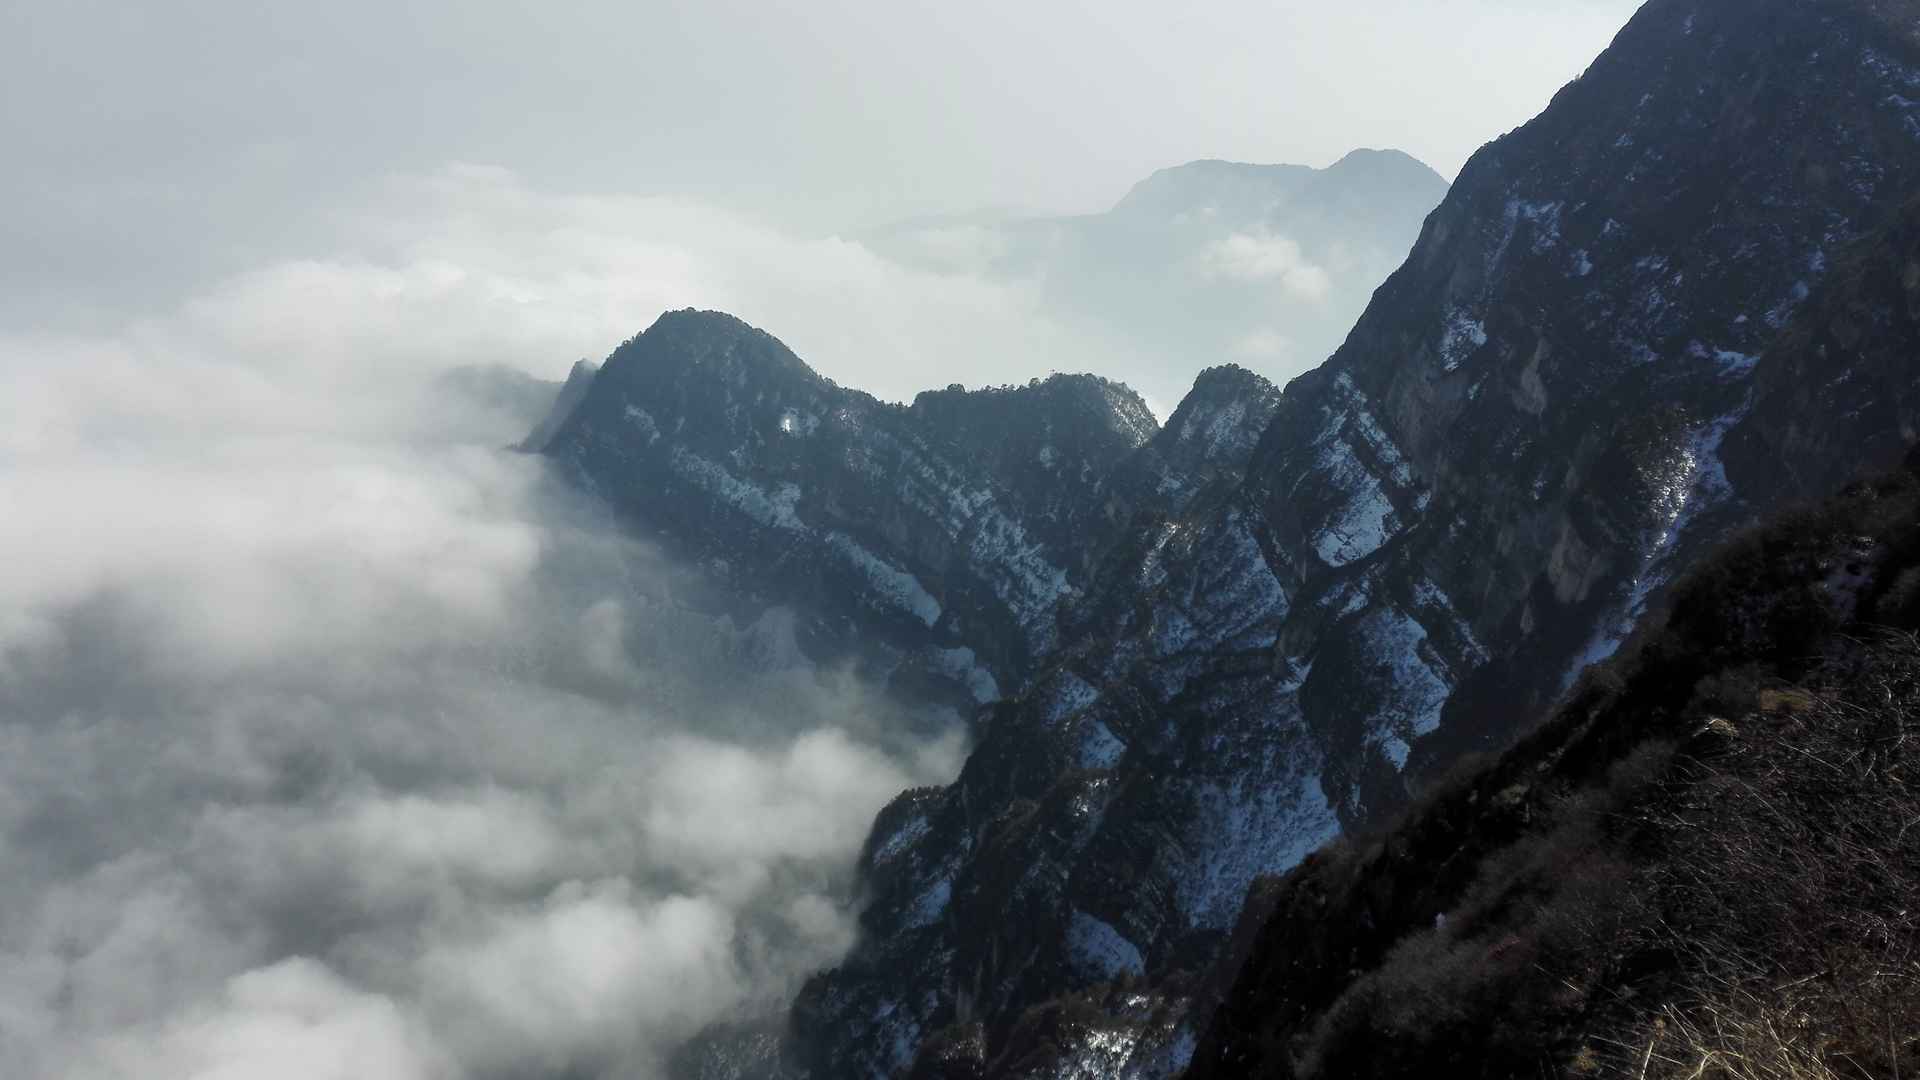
[
  {"left": 521, "top": 358, "right": 601, "bottom": 452},
  {"left": 860, "top": 150, "right": 1449, "bottom": 408},
  {"left": 539, "top": 310, "right": 1172, "bottom": 708},
  {"left": 436, "top": 363, "right": 567, "bottom": 432},
  {"left": 1187, "top": 456, "right": 1920, "bottom": 1078},
  {"left": 786, "top": 0, "right": 1920, "bottom": 1073},
  {"left": 533, "top": 0, "right": 1920, "bottom": 1076}
]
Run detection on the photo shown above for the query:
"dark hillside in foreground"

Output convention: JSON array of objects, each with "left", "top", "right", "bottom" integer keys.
[
  {"left": 787, "top": 0, "right": 1920, "bottom": 1070},
  {"left": 1188, "top": 457, "right": 1920, "bottom": 1077}
]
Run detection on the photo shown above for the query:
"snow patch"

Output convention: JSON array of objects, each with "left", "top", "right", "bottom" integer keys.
[
  {"left": 1066, "top": 911, "right": 1146, "bottom": 979},
  {"left": 1320, "top": 574, "right": 1375, "bottom": 620},
  {"left": 859, "top": 430, "right": 1074, "bottom": 649},
  {"left": 1381, "top": 736, "right": 1412, "bottom": 770},
  {"left": 1312, "top": 456, "right": 1395, "bottom": 568},
  {"left": 1411, "top": 578, "right": 1490, "bottom": 665},
  {"left": 1176, "top": 769, "right": 1341, "bottom": 929},
  {"left": 1148, "top": 512, "right": 1290, "bottom": 669},
  {"left": 1043, "top": 672, "right": 1101, "bottom": 726},
  {"left": 904, "top": 874, "right": 953, "bottom": 928},
  {"left": 1151, "top": 608, "right": 1199, "bottom": 658},
  {"left": 669, "top": 448, "right": 803, "bottom": 530},
  {"left": 1043, "top": 1028, "right": 1142, "bottom": 1080},
  {"left": 1439, "top": 309, "right": 1489, "bottom": 372},
  {"left": 1179, "top": 398, "right": 1259, "bottom": 461},
  {"left": 931, "top": 646, "right": 1002, "bottom": 704},
  {"left": 1567, "top": 400, "right": 1753, "bottom": 679},
  {"left": 1302, "top": 376, "right": 1414, "bottom": 567},
  {"left": 1076, "top": 719, "right": 1126, "bottom": 770},
  {"left": 1766, "top": 281, "right": 1812, "bottom": 329},
  {"left": 1353, "top": 606, "right": 1457, "bottom": 763},
  {"left": 872, "top": 813, "right": 930, "bottom": 865},
  {"left": 1687, "top": 341, "right": 1759, "bottom": 376},
  {"left": 1516, "top": 200, "right": 1565, "bottom": 254},
  {"left": 622, "top": 404, "right": 661, "bottom": 444},
  {"left": 825, "top": 532, "right": 943, "bottom": 626},
  {"left": 777, "top": 408, "right": 819, "bottom": 436}
]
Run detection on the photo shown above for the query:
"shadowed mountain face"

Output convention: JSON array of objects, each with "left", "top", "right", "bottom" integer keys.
[
  {"left": 538, "top": 0, "right": 1920, "bottom": 1075},
  {"left": 539, "top": 310, "right": 1229, "bottom": 708},
  {"left": 1188, "top": 458, "right": 1920, "bottom": 1079},
  {"left": 860, "top": 150, "right": 1449, "bottom": 409}
]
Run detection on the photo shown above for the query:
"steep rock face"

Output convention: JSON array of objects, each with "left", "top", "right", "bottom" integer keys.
[
  {"left": 1104, "top": 365, "right": 1287, "bottom": 513},
  {"left": 1723, "top": 192, "right": 1920, "bottom": 503},
  {"left": 1257, "top": 0, "right": 1920, "bottom": 789},
  {"left": 542, "top": 310, "right": 1167, "bottom": 701},
  {"left": 905, "top": 375, "right": 1159, "bottom": 547},
  {"left": 1186, "top": 460, "right": 1920, "bottom": 1079},
  {"left": 789, "top": 1, "right": 1920, "bottom": 1075},
  {"left": 1389, "top": 0, "right": 1920, "bottom": 774}
]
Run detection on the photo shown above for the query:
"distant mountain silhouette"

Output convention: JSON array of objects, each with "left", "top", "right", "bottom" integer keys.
[{"left": 859, "top": 150, "right": 1448, "bottom": 409}]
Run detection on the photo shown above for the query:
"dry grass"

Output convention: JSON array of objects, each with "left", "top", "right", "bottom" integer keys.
[
  {"left": 1599, "top": 635, "right": 1920, "bottom": 1080},
  {"left": 1624, "top": 970, "right": 1918, "bottom": 1080},
  {"left": 1185, "top": 472, "right": 1920, "bottom": 1080}
]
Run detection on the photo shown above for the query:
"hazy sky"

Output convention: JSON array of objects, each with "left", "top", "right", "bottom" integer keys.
[{"left": 6, "top": 0, "right": 1641, "bottom": 329}]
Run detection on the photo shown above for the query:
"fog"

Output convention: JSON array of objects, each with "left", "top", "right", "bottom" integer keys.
[
  {"left": 0, "top": 246, "right": 965, "bottom": 1077},
  {"left": 1, "top": 0, "right": 1644, "bottom": 1075},
  {"left": 7, "top": 0, "right": 1641, "bottom": 401}
]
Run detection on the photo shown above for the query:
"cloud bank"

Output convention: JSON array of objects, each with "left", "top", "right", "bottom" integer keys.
[
  {"left": 204, "top": 165, "right": 1168, "bottom": 408},
  {"left": 0, "top": 177, "right": 980, "bottom": 1078}
]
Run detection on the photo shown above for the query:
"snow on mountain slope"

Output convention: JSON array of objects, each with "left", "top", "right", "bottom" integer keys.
[{"left": 779, "top": 1, "right": 1920, "bottom": 1074}]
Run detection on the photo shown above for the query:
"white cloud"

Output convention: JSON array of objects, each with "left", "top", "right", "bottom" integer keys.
[
  {"left": 0, "top": 176, "right": 969, "bottom": 1078},
  {"left": 345, "top": 165, "right": 1138, "bottom": 406},
  {"left": 1229, "top": 326, "right": 1295, "bottom": 360},
  {"left": 1197, "top": 231, "right": 1335, "bottom": 303},
  {"left": 422, "top": 883, "right": 742, "bottom": 1075},
  {"left": 71, "top": 959, "right": 452, "bottom": 1080},
  {"left": 890, "top": 223, "right": 1016, "bottom": 273}
]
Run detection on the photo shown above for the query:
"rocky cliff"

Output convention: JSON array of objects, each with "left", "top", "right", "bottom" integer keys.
[
  {"left": 538, "top": 0, "right": 1920, "bottom": 1075},
  {"left": 785, "top": 0, "right": 1920, "bottom": 1074},
  {"left": 1186, "top": 454, "right": 1920, "bottom": 1079},
  {"left": 541, "top": 310, "right": 1169, "bottom": 705}
]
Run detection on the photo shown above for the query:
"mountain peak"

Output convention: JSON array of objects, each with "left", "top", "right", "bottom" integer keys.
[
  {"left": 1324, "top": 147, "right": 1447, "bottom": 186},
  {"left": 1109, "top": 149, "right": 1443, "bottom": 220},
  {"left": 1145, "top": 363, "right": 1285, "bottom": 476},
  {"left": 1177, "top": 362, "right": 1276, "bottom": 402},
  {"left": 607, "top": 307, "right": 822, "bottom": 386},
  {"left": 910, "top": 372, "right": 1159, "bottom": 450}
]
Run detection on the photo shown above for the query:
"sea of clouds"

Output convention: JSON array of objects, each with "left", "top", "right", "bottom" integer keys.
[{"left": 0, "top": 166, "right": 1014, "bottom": 1078}]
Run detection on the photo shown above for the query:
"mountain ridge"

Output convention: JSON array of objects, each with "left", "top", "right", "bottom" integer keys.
[
  {"left": 541, "top": 307, "right": 1186, "bottom": 701},
  {"left": 531, "top": 0, "right": 1920, "bottom": 1074},
  {"left": 782, "top": 0, "right": 1920, "bottom": 1072},
  {"left": 1187, "top": 455, "right": 1920, "bottom": 1078}
]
